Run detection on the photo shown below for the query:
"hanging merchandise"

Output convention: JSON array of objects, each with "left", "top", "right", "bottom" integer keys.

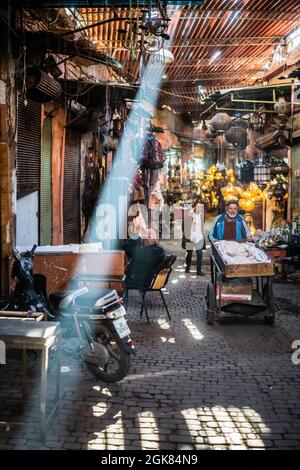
[
  {"left": 238, "top": 198, "right": 255, "bottom": 212},
  {"left": 113, "top": 118, "right": 123, "bottom": 137},
  {"left": 140, "top": 134, "right": 164, "bottom": 170},
  {"left": 131, "top": 171, "right": 146, "bottom": 202},
  {"left": 149, "top": 182, "right": 164, "bottom": 210},
  {"left": 131, "top": 185, "right": 146, "bottom": 202},
  {"left": 150, "top": 169, "right": 159, "bottom": 187},
  {"left": 224, "top": 126, "right": 247, "bottom": 150},
  {"left": 211, "top": 113, "right": 232, "bottom": 134},
  {"left": 154, "top": 138, "right": 164, "bottom": 169},
  {"left": 239, "top": 160, "right": 254, "bottom": 183},
  {"left": 205, "top": 127, "right": 216, "bottom": 140},
  {"left": 254, "top": 155, "right": 271, "bottom": 183},
  {"left": 269, "top": 174, "right": 288, "bottom": 207},
  {"left": 274, "top": 96, "right": 291, "bottom": 117},
  {"left": 232, "top": 118, "right": 248, "bottom": 129}
]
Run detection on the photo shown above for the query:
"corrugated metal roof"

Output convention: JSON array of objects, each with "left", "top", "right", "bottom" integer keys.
[{"left": 79, "top": 0, "right": 300, "bottom": 119}]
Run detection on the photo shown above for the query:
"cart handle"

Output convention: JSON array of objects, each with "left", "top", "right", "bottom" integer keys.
[{"left": 210, "top": 253, "right": 222, "bottom": 275}]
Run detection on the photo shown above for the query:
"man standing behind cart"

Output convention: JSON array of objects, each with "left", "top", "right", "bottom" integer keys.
[{"left": 209, "top": 199, "right": 251, "bottom": 242}]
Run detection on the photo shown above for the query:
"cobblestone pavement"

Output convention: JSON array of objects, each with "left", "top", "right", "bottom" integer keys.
[{"left": 0, "top": 240, "right": 300, "bottom": 450}]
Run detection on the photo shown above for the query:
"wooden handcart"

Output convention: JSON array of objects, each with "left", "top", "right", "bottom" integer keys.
[{"left": 205, "top": 237, "right": 275, "bottom": 325}]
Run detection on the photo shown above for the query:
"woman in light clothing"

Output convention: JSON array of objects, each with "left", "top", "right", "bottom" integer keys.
[{"left": 182, "top": 201, "right": 205, "bottom": 276}]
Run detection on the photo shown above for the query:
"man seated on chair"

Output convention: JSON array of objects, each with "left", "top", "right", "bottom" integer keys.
[
  {"left": 123, "top": 211, "right": 143, "bottom": 261},
  {"left": 124, "top": 228, "right": 166, "bottom": 291}
]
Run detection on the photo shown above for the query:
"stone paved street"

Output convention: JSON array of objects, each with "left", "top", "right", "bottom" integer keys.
[{"left": 0, "top": 240, "right": 300, "bottom": 450}]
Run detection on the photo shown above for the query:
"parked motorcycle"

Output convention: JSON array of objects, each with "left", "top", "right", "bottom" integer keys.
[
  {"left": 0, "top": 245, "right": 53, "bottom": 317},
  {"left": 1, "top": 245, "right": 134, "bottom": 383}
]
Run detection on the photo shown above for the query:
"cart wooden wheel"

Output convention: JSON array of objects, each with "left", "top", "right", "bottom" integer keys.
[
  {"left": 206, "top": 282, "right": 216, "bottom": 325},
  {"left": 263, "top": 279, "right": 275, "bottom": 326}
]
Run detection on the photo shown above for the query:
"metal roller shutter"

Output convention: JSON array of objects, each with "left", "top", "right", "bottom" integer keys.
[
  {"left": 17, "top": 98, "right": 41, "bottom": 194},
  {"left": 63, "top": 129, "right": 81, "bottom": 244},
  {"left": 40, "top": 116, "right": 52, "bottom": 245}
]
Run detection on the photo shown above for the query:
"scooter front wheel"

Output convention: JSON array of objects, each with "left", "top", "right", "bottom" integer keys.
[{"left": 87, "top": 324, "right": 130, "bottom": 383}]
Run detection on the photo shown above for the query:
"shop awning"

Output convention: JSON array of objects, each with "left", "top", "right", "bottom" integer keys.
[{"left": 58, "top": 79, "right": 138, "bottom": 108}]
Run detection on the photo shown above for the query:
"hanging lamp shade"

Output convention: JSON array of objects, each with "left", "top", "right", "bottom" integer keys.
[
  {"left": 226, "top": 168, "right": 234, "bottom": 178},
  {"left": 221, "top": 184, "right": 240, "bottom": 199},
  {"left": 224, "top": 126, "right": 247, "bottom": 150},
  {"left": 232, "top": 118, "right": 249, "bottom": 129},
  {"left": 273, "top": 184, "right": 286, "bottom": 199},
  {"left": 239, "top": 198, "right": 255, "bottom": 212},
  {"left": 254, "top": 155, "right": 271, "bottom": 183},
  {"left": 205, "top": 127, "right": 216, "bottom": 139},
  {"left": 211, "top": 112, "right": 232, "bottom": 134},
  {"left": 274, "top": 96, "right": 291, "bottom": 117}
]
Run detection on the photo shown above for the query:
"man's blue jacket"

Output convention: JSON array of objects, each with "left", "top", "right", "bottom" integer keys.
[{"left": 209, "top": 213, "right": 250, "bottom": 241}]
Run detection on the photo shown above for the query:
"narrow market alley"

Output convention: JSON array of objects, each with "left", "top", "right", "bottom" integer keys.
[{"left": 1, "top": 240, "right": 299, "bottom": 450}]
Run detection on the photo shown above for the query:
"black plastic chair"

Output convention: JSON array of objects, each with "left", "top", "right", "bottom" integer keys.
[{"left": 137, "top": 255, "right": 177, "bottom": 323}]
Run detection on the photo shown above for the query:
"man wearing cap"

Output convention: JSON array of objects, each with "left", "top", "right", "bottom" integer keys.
[{"left": 209, "top": 199, "right": 251, "bottom": 242}]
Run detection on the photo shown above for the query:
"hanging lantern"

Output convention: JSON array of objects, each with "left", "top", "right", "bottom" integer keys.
[
  {"left": 211, "top": 113, "right": 232, "bottom": 134},
  {"left": 241, "top": 190, "right": 252, "bottom": 200},
  {"left": 224, "top": 126, "right": 247, "bottom": 150},
  {"left": 249, "top": 182, "right": 259, "bottom": 193},
  {"left": 274, "top": 96, "right": 291, "bottom": 117},
  {"left": 232, "top": 118, "right": 249, "bottom": 129},
  {"left": 273, "top": 184, "right": 286, "bottom": 199},
  {"left": 239, "top": 160, "right": 254, "bottom": 183},
  {"left": 205, "top": 126, "right": 216, "bottom": 140},
  {"left": 261, "top": 188, "right": 269, "bottom": 200},
  {"left": 254, "top": 155, "right": 270, "bottom": 183},
  {"left": 223, "top": 194, "right": 239, "bottom": 202},
  {"left": 221, "top": 184, "right": 240, "bottom": 199},
  {"left": 239, "top": 198, "right": 255, "bottom": 212}
]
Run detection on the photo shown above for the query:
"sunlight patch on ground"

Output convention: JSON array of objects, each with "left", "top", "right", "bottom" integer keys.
[
  {"left": 138, "top": 411, "right": 160, "bottom": 450},
  {"left": 157, "top": 318, "right": 171, "bottom": 329},
  {"left": 92, "top": 402, "right": 108, "bottom": 417},
  {"left": 161, "top": 336, "right": 176, "bottom": 344},
  {"left": 182, "top": 318, "right": 204, "bottom": 340},
  {"left": 88, "top": 417, "right": 125, "bottom": 450},
  {"left": 181, "top": 406, "right": 268, "bottom": 449}
]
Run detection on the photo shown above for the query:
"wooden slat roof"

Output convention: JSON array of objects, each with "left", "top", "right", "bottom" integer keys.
[{"left": 78, "top": 0, "right": 300, "bottom": 120}]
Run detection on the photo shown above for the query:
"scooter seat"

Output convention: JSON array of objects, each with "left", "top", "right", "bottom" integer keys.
[{"left": 49, "top": 288, "right": 112, "bottom": 311}]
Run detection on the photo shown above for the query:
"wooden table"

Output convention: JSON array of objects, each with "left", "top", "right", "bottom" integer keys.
[
  {"left": 0, "top": 311, "right": 45, "bottom": 321},
  {"left": 25, "top": 250, "right": 124, "bottom": 295},
  {"left": 0, "top": 320, "right": 61, "bottom": 442}
]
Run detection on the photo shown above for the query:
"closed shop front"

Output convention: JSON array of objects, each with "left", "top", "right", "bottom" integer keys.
[
  {"left": 63, "top": 129, "right": 81, "bottom": 244},
  {"left": 16, "top": 98, "right": 41, "bottom": 246},
  {"left": 40, "top": 116, "right": 52, "bottom": 245}
]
